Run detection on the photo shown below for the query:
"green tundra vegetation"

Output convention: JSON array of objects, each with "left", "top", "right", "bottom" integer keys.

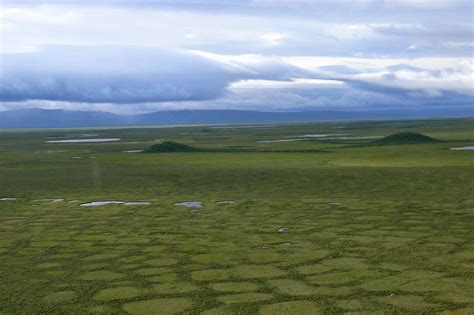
[{"left": 0, "top": 117, "right": 473, "bottom": 314}]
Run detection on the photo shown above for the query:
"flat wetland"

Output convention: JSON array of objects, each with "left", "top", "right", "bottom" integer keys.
[{"left": 0, "top": 118, "right": 473, "bottom": 314}]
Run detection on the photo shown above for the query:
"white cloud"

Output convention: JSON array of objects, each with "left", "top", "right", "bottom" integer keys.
[
  {"left": 383, "top": 0, "right": 468, "bottom": 9},
  {"left": 252, "top": 0, "right": 470, "bottom": 11},
  {"left": 341, "top": 65, "right": 474, "bottom": 97},
  {"left": 230, "top": 78, "right": 343, "bottom": 90},
  {"left": 1, "top": 46, "right": 472, "bottom": 113},
  {"left": 283, "top": 56, "right": 471, "bottom": 71},
  {"left": 0, "top": 0, "right": 472, "bottom": 114},
  {"left": 1, "top": 4, "right": 471, "bottom": 56},
  {"left": 260, "top": 32, "right": 288, "bottom": 46}
]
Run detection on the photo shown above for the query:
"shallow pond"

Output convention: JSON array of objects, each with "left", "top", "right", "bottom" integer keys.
[{"left": 46, "top": 138, "right": 120, "bottom": 143}]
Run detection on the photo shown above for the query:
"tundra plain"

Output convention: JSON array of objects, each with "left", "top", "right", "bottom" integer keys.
[{"left": 0, "top": 118, "right": 473, "bottom": 314}]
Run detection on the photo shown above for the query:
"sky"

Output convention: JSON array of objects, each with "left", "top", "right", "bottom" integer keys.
[{"left": 0, "top": 0, "right": 473, "bottom": 114}]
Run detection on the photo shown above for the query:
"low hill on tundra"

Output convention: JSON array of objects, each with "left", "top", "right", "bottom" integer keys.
[
  {"left": 143, "top": 141, "right": 201, "bottom": 153},
  {"left": 375, "top": 132, "right": 439, "bottom": 145}
]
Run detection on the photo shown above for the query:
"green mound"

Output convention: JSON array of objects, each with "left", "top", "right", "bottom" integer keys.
[
  {"left": 94, "top": 287, "right": 142, "bottom": 301},
  {"left": 375, "top": 132, "right": 439, "bottom": 145},
  {"left": 143, "top": 141, "right": 200, "bottom": 153},
  {"left": 259, "top": 301, "right": 322, "bottom": 315},
  {"left": 122, "top": 298, "right": 193, "bottom": 315},
  {"left": 42, "top": 291, "right": 77, "bottom": 304}
]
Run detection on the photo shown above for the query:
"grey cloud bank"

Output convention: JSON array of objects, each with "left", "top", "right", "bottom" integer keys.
[
  {"left": 1, "top": 47, "right": 234, "bottom": 103},
  {"left": 0, "top": 46, "right": 310, "bottom": 104},
  {"left": 0, "top": 0, "right": 472, "bottom": 114},
  {"left": 1, "top": 46, "right": 472, "bottom": 112}
]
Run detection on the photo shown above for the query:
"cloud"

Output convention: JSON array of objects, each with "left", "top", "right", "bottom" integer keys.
[
  {"left": 0, "top": 46, "right": 311, "bottom": 103},
  {"left": 2, "top": 46, "right": 471, "bottom": 114},
  {"left": 217, "top": 57, "right": 474, "bottom": 111},
  {"left": 260, "top": 32, "right": 288, "bottom": 46},
  {"left": 1, "top": 0, "right": 472, "bottom": 115},
  {"left": 371, "top": 23, "right": 472, "bottom": 40},
  {"left": 315, "top": 62, "right": 474, "bottom": 97},
  {"left": 382, "top": 0, "right": 469, "bottom": 9},
  {"left": 0, "top": 47, "right": 228, "bottom": 103},
  {"left": 2, "top": 3, "right": 472, "bottom": 57},
  {"left": 253, "top": 0, "right": 472, "bottom": 11}
]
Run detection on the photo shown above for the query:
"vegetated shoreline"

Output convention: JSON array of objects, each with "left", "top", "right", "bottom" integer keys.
[
  {"left": 142, "top": 141, "right": 331, "bottom": 153},
  {"left": 141, "top": 133, "right": 445, "bottom": 154}
]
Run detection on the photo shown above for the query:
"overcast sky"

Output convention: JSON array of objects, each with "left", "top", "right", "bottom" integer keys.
[{"left": 0, "top": 0, "right": 473, "bottom": 113}]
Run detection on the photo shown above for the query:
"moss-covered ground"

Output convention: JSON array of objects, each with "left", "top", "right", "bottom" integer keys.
[{"left": 0, "top": 118, "right": 473, "bottom": 314}]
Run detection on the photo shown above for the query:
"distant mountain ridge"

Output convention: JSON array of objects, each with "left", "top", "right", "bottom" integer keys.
[{"left": 0, "top": 108, "right": 472, "bottom": 129}]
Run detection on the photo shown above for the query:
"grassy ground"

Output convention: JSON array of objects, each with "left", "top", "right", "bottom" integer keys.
[{"left": 0, "top": 118, "right": 473, "bottom": 314}]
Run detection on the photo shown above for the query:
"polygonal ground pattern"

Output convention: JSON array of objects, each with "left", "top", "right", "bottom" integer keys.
[{"left": 1, "top": 198, "right": 473, "bottom": 313}]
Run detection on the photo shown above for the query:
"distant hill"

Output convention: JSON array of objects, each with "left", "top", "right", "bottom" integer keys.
[
  {"left": 0, "top": 109, "right": 125, "bottom": 128},
  {"left": 375, "top": 132, "right": 439, "bottom": 145},
  {"left": 0, "top": 108, "right": 472, "bottom": 129},
  {"left": 143, "top": 141, "right": 200, "bottom": 153}
]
